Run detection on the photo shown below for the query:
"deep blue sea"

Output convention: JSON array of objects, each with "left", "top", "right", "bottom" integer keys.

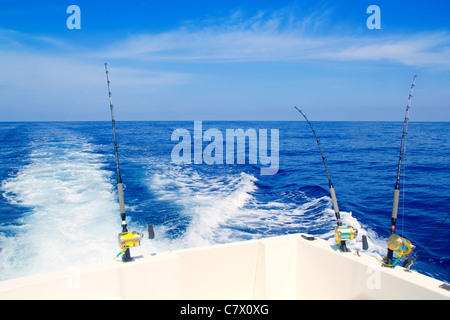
[{"left": 0, "top": 121, "right": 449, "bottom": 283}]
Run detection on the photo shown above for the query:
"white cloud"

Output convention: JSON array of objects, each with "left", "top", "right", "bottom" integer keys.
[
  {"left": 0, "top": 8, "right": 448, "bottom": 120},
  {"left": 321, "top": 33, "right": 450, "bottom": 67},
  {"left": 2, "top": 9, "right": 449, "bottom": 77},
  {"left": 0, "top": 28, "right": 70, "bottom": 51},
  {"left": 0, "top": 49, "right": 190, "bottom": 91},
  {"left": 97, "top": 9, "right": 331, "bottom": 62},
  {"left": 93, "top": 10, "right": 450, "bottom": 68},
  {"left": 0, "top": 33, "right": 192, "bottom": 120}
]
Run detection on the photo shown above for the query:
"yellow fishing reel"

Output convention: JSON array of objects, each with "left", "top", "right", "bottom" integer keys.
[
  {"left": 115, "top": 231, "right": 143, "bottom": 261},
  {"left": 118, "top": 231, "right": 142, "bottom": 250},
  {"left": 387, "top": 234, "right": 413, "bottom": 258},
  {"left": 334, "top": 226, "right": 357, "bottom": 245},
  {"left": 115, "top": 225, "right": 155, "bottom": 261}
]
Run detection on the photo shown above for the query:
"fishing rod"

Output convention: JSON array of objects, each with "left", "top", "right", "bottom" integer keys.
[
  {"left": 295, "top": 107, "right": 362, "bottom": 252},
  {"left": 385, "top": 75, "right": 417, "bottom": 267},
  {"left": 105, "top": 63, "right": 144, "bottom": 262}
]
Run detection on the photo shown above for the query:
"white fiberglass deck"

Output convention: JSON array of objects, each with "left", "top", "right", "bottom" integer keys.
[{"left": 0, "top": 233, "right": 448, "bottom": 299}]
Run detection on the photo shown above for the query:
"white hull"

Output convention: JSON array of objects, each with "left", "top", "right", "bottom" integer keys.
[{"left": 0, "top": 233, "right": 448, "bottom": 300}]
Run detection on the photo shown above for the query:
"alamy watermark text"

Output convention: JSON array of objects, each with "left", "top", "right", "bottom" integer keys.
[{"left": 171, "top": 121, "right": 279, "bottom": 175}]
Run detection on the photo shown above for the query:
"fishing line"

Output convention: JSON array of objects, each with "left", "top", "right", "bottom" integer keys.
[
  {"left": 401, "top": 128, "right": 406, "bottom": 239},
  {"left": 405, "top": 212, "right": 450, "bottom": 271},
  {"left": 401, "top": 97, "right": 412, "bottom": 240},
  {"left": 385, "top": 75, "right": 416, "bottom": 266}
]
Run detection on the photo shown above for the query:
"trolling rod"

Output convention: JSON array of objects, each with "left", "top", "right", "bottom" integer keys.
[
  {"left": 295, "top": 107, "right": 362, "bottom": 252},
  {"left": 385, "top": 75, "right": 417, "bottom": 267},
  {"left": 105, "top": 63, "right": 138, "bottom": 262}
]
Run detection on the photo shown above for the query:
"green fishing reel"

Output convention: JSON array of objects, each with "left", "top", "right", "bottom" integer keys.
[
  {"left": 379, "top": 234, "right": 414, "bottom": 268},
  {"left": 387, "top": 234, "right": 414, "bottom": 258},
  {"left": 334, "top": 225, "right": 357, "bottom": 245},
  {"left": 334, "top": 225, "right": 369, "bottom": 252}
]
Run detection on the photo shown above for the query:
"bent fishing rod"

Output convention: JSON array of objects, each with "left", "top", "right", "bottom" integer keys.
[
  {"left": 295, "top": 107, "right": 362, "bottom": 252},
  {"left": 385, "top": 75, "right": 417, "bottom": 267}
]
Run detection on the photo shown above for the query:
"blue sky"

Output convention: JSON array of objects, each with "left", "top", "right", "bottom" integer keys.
[{"left": 0, "top": 0, "right": 449, "bottom": 121}]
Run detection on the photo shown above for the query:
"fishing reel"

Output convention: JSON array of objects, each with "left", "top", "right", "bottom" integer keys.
[
  {"left": 116, "top": 224, "right": 155, "bottom": 261},
  {"left": 334, "top": 226, "right": 369, "bottom": 252},
  {"left": 379, "top": 234, "right": 414, "bottom": 268},
  {"left": 118, "top": 231, "right": 143, "bottom": 250},
  {"left": 387, "top": 234, "right": 414, "bottom": 259},
  {"left": 118, "top": 224, "right": 156, "bottom": 250},
  {"left": 335, "top": 226, "right": 357, "bottom": 245}
]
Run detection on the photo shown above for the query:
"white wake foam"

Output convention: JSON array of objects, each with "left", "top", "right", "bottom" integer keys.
[
  {"left": 138, "top": 164, "right": 385, "bottom": 259},
  {"left": 0, "top": 138, "right": 120, "bottom": 281},
  {"left": 141, "top": 165, "right": 258, "bottom": 251}
]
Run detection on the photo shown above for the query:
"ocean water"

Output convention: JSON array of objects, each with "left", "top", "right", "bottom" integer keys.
[{"left": 0, "top": 121, "right": 449, "bottom": 283}]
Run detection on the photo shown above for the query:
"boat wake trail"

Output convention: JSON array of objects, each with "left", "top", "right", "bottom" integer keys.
[
  {"left": 144, "top": 165, "right": 258, "bottom": 251},
  {"left": 139, "top": 164, "right": 385, "bottom": 258},
  {"left": 0, "top": 132, "right": 119, "bottom": 281}
]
